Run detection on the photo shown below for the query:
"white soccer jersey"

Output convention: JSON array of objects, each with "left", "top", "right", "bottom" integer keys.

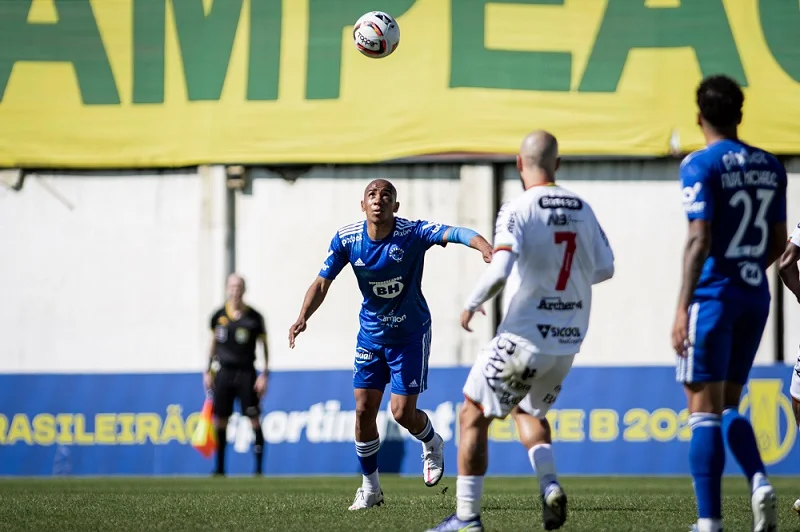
[{"left": 493, "top": 184, "right": 614, "bottom": 355}]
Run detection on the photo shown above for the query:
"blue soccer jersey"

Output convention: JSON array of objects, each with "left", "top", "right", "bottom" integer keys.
[
  {"left": 680, "top": 139, "right": 787, "bottom": 300},
  {"left": 676, "top": 139, "right": 787, "bottom": 384},
  {"left": 319, "top": 217, "right": 451, "bottom": 345}
]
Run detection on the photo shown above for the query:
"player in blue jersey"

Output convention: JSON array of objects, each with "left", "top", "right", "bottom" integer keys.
[
  {"left": 288, "top": 179, "right": 493, "bottom": 510},
  {"left": 672, "top": 75, "right": 787, "bottom": 532}
]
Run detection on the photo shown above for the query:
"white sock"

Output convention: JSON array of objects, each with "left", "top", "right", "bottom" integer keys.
[
  {"left": 696, "top": 518, "right": 722, "bottom": 532},
  {"left": 456, "top": 475, "right": 484, "bottom": 521},
  {"left": 751, "top": 471, "right": 767, "bottom": 492},
  {"left": 423, "top": 432, "right": 442, "bottom": 452},
  {"left": 362, "top": 471, "right": 381, "bottom": 494},
  {"left": 528, "top": 443, "right": 558, "bottom": 494}
]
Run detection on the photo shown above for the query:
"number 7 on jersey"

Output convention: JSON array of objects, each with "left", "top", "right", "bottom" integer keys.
[{"left": 554, "top": 231, "right": 577, "bottom": 291}]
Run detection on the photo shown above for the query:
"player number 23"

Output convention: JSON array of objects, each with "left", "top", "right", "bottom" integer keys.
[{"left": 725, "top": 189, "right": 775, "bottom": 260}]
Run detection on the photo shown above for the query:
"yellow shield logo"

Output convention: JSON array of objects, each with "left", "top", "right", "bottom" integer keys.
[{"left": 739, "top": 379, "right": 795, "bottom": 466}]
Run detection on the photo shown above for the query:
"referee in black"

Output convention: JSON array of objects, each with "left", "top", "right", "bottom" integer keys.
[{"left": 204, "top": 273, "right": 269, "bottom": 476}]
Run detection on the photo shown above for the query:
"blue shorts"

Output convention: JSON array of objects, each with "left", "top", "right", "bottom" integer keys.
[
  {"left": 353, "top": 328, "right": 432, "bottom": 395},
  {"left": 676, "top": 296, "right": 769, "bottom": 385}
]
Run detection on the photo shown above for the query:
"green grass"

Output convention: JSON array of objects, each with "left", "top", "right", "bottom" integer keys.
[{"left": 1, "top": 476, "right": 799, "bottom": 531}]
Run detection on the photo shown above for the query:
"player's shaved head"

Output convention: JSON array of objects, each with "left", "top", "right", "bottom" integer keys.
[
  {"left": 519, "top": 130, "right": 559, "bottom": 174},
  {"left": 364, "top": 178, "right": 397, "bottom": 199},
  {"left": 227, "top": 273, "right": 246, "bottom": 294}
]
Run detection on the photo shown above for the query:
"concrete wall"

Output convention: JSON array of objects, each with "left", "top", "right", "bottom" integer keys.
[
  {"left": 1, "top": 159, "right": 798, "bottom": 373},
  {"left": 0, "top": 167, "right": 228, "bottom": 373}
]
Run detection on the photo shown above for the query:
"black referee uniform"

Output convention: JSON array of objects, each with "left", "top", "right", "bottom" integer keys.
[{"left": 210, "top": 304, "right": 267, "bottom": 475}]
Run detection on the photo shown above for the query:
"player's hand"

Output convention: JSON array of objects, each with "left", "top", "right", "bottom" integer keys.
[
  {"left": 288, "top": 318, "right": 307, "bottom": 349},
  {"left": 202, "top": 371, "right": 214, "bottom": 391},
  {"left": 461, "top": 306, "right": 486, "bottom": 332},
  {"left": 671, "top": 308, "right": 690, "bottom": 357},
  {"left": 254, "top": 373, "right": 268, "bottom": 399},
  {"left": 481, "top": 247, "right": 493, "bottom": 264}
]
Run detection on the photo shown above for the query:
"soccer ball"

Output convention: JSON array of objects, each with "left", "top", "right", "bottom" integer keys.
[{"left": 353, "top": 11, "right": 400, "bottom": 59}]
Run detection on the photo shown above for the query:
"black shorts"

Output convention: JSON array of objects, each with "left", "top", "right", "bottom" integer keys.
[{"left": 213, "top": 367, "right": 261, "bottom": 419}]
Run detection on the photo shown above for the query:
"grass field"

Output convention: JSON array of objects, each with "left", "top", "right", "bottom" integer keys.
[{"left": 1, "top": 476, "right": 799, "bottom": 531}]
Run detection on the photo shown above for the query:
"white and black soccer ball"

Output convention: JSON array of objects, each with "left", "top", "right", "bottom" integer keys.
[{"left": 352, "top": 11, "right": 400, "bottom": 59}]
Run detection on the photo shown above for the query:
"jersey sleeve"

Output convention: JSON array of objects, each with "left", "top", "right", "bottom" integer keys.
[
  {"left": 493, "top": 202, "right": 522, "bottom": 254},
  {"left": 680, "top": 155, "right": 713, "bottom": 221},
  {"left": 256, "top": 313, "right": 267, "bottom": 338},
  {"left": 414, "top": 220, "right": 451, "bottom": 248},
  {"left": 592, "top": 218, "right": 615, "bottom": 284},
  {"left": 318, "top": 232, "right": 349, "bottom": 280},
  {"left": 790, "top": 220, "right": 800, "bottom": 248}
]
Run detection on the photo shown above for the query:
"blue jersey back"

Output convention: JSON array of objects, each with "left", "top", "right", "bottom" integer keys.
[
  {"left": 680, "top": 139, "right": 787, "bottom": 299},
  {"left": 319, "top": 217, "right": 451, "bottom": 344}
]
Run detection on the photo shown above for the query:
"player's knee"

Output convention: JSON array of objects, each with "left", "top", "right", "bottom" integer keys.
[
  {"left": 355, "top": 402, "right": 379, "bottom": 425},
  {"left": 458, "top": 398, "right": 485, "bottom": 429},
  {"left": 390, "top": 402, "right": 416, "bottom": 427}
]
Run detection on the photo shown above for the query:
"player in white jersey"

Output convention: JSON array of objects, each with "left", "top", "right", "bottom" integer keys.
[
  {"left": 778, "top": 220, "right": 800, "bottom": 514},
  {"left": 427, "top": 131, "right": 615, "bottom": 532}
]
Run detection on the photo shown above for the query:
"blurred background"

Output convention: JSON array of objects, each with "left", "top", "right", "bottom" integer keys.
[{"left": 1, "top": 0, "right": 799, "bottom": 478}]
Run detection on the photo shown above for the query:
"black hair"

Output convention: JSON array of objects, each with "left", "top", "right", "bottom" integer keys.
[{"left": 696, "top": 75, "right": 744, "bottom": 130}]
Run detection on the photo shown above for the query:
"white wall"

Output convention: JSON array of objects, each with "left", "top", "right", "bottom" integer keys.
[
  {"left": 1, "top": 160, "right": 796, "bottom": 373},
  {"left": 0, "top": 167, "right": 228, "bottom": 373},
  {"left": 234, "top": 165, "right": 496, "bottom": 371}
]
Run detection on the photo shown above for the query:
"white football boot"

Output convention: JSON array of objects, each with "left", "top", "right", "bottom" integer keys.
[
  {"left": 348, "top": 488, "right": 384, "bottom": 511},
  {"left": 422, "top": 434, "right": 445, "bottom": 487},
  {"left": 751, "top": 483, "right": 777, "bottom": 532}
]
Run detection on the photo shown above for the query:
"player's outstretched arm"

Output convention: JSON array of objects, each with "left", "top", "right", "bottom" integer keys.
[
  {"left": 672, "top": 220, "right": 711, "bottom": 355},
  {"left": 443, "top": 227, "right": 493, "bottom": 263},
  {"left": 461, "top": 250, "right": 517, "bottom": 331},
  {"left": 779, "top": 240, "right": 800, "bottom": 304},
  {"left": 288, "top": 276, "right": 333, "bottom": 348}
]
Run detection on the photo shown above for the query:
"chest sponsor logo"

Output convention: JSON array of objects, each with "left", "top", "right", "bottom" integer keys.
[
  {"left": 215, "top": 326, "right": 228, "bottom": 343},
  {"left": 377, "top": 313, "right": 407, "bottom": 328},
  {"left": 537, "top": 297, "right": 583, "bottom": 311},
  {"left": 371, "top": 277, "right": 404, "bottom": 299},
  {"left": 341, "top": 234, "right": 362, "bottom": 245},
  {"left": 537, "top": 324, "right": 582, "bottom": 344}
]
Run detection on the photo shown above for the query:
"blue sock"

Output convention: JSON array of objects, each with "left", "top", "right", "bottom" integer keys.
[
  {"left": 356, "top": 437, "right": 380, "bottom": 475},
  {"left": 411, "top": 412, "right": 435, "bottom": 444},
  {"left": 689, "top": 413, "right": 724, "bottom": 520},
  {"left": 721, "top": 408, "right": 766, "bottom": 489}
]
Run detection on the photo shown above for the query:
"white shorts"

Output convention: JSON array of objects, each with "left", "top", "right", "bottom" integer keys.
[
  {"left": 790, "top": 348, "right": 800, "bottom": 402},
  {"left": 462, "top": 332, "right": 575, "bottom": 419}
]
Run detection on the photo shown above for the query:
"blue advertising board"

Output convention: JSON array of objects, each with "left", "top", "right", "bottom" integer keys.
[{"left": 0, "top": 366, "right": 796, "bottom": 476}]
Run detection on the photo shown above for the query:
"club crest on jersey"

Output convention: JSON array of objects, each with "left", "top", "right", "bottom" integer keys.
[
  {"left": 235, "top": 328, "right": 250, "bottom": 344},
  {"left": 389, "top": 245, "right": 404, "bottom": 263}
]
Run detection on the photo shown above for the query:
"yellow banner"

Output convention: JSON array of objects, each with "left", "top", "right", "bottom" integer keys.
[{"left": 1, "top": 0, "right": 799, "bottom": 167}]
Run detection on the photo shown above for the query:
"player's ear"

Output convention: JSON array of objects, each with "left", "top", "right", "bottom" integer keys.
[
  {"left": 361, "top": 200, "right": 366, "bottom": 213},
  {"left": 555, "top": 157, "right": 561, "bottom": 172},
  {"left": 393, "top": 202, "right": 400, "bottom": 213},
  {"left": 696, "top": 113, "right": 702, "bottom": 127},
  {"left": 516, "top": 154, "right": 522, "bottom": 172}
]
